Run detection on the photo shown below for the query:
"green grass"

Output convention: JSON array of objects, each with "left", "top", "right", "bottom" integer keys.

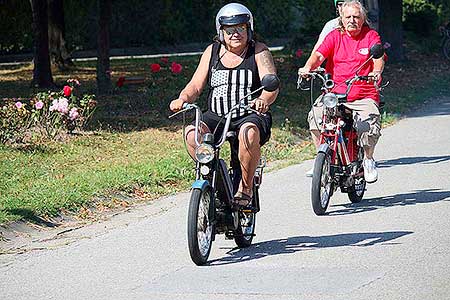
[{"left": 1, "top": 47, "right": 450, "bottom": 225}]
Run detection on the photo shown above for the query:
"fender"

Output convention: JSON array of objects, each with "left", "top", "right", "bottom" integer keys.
[
  {"left": 192, "top": 180, "right": 210, "bottom": 192},
  {"left": 318, "top": 143, "right": 330, "bottom": 155}
]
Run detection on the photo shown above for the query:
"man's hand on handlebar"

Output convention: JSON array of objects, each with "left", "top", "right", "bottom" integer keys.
[
  {"left": 367, "top": 71, "right": 381, "bottom": 82},
  {"left": 298, "top": 66, "right": 312, "bottom": 78}
]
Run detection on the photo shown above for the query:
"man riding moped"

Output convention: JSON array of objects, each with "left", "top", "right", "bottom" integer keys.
[{"left": 299, "top": 0, "right": 385, "bottom": 183}]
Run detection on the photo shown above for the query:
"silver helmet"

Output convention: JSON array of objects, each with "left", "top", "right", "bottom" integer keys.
[{"left": 215, "top": 3, "right": 254, "bottom": 43}]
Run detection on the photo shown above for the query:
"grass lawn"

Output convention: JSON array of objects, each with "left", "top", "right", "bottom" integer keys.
[{"left": 1, "top": 45, "right": 449, "bottom": 226}]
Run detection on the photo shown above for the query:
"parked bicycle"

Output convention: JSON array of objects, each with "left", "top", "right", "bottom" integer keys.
[
  {"left": 170, "top": 74, "right": 279, "bottom": 265},
  {"left": 439, "top": 23, "right": 450, "bottom": 60},
  {"left": 298, "top": 44, "right": 385, "bottom": 215}
]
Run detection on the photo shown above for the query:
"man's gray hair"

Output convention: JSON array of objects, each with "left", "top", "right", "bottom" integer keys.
[{"left": 338, "top": 0, "right": 371, "bottom": 29}]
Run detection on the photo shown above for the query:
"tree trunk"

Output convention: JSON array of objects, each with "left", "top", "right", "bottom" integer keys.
[
  {"left": 379, "top": 0, "right": 405, "bottom": 62},
  {"left": 30, "top": 0, "right": 55, "bottom": 88},
  {"left": 48, "top": 0, "right": 73, "bottom": 70},
  {"left": 96, "top": 0, "right": 112, "bottom": 94}
]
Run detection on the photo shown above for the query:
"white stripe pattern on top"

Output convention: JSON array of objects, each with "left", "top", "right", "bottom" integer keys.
[{"left": 210, "top": 69, "right": 254, "bottom": 118}]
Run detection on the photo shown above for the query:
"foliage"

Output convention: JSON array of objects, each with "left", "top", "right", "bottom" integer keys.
[
  {"left": 0, "top": 0, "right": 32, "bottom": 54},
  {"left": 0, "top": 80, "right": 96, "bottom": 144},
  {"left": 2, "top": 0, "right": 300, "bottom": 55},
  {"left": 403, "top": 0, "right": 440, "bottom": 36},
  {"left": 1, "top": 36, "right": 450, "bottom": 225}
]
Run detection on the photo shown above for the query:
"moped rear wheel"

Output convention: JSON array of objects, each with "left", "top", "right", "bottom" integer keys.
[
  {"left": 311, "top": 152, "right": 332, "bottom": 215},
  {"left": 234, "top": 186, "right": 257, "bottom": 248},
  {"left": 187, "top": 188, "right": 214, "bottom": 265}
]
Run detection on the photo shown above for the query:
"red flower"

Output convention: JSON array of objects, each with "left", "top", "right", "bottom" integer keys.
[
  {"left": 171, "top": 62, "right": 183, "bottom": 74},
  {"left": 150, "top": 63, "right": 161, "bottom": 73},
  {"left": 295, "top": 49, "right": 303, "bottom": 58},
  {"left": 116, "top": 76, "right": 125, "bottom": 87},
  {"left": 161, "top": 57, "right": 169, "bottom": 64},
  {"left": 63, "top": 85, "right": 73, "bottom": 96}
]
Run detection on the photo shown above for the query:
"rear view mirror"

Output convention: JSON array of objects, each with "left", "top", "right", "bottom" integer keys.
[
  {"left": 261, "top": 74, "right": 280, "bottom": 92},
  {"left": 370, "top": 44, "right": 384, "bottom": 59}
]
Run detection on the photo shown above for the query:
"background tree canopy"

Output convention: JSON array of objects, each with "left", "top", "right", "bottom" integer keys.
[{"left": 1, "top": 0, "right": 449, "bottom": 55}]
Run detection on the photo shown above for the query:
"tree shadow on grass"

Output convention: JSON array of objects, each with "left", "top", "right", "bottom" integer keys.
[
  {"left": 208, "top": 231, "right": 413, "bottom": 266},
  {"left": 328, "top": 189, "right": 450, "bottom": 216}
]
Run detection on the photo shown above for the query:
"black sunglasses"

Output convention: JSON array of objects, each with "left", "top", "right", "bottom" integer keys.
[{"left": 222, "top": 24, "right": 247, "bottom": 35}]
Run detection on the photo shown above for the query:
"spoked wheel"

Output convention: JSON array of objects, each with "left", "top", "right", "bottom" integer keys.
[
  {"left": 442, "top": 38, "right": 450, "bottom": 60},
  {"left": 311, "top": 152, "right": 333, "bottom": 215},
  {"left": 187, "top": 188, "right": 214, "bottom": 265},
  {"left": 348, "top": 147, "right": 366, "bottom": 203},
  {"left": 234, "top": 187, "right": 257, "bottom": 248}
]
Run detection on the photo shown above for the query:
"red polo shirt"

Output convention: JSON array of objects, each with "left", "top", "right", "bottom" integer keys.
[{"left": 317, "top": 25, "right": 382, "bottom": 103}]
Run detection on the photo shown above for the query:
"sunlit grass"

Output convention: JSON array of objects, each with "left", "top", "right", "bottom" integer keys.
[{"left": 0, "top": 49, "right": 449, "bottom": 225}]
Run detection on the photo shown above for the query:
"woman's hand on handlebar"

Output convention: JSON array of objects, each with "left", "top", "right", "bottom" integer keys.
[
  {"left": 251, "top": 98, "right": 270, "bottom": 114},
  {"left": 169, "top": 98, "right": 186, "bottom": 112}
]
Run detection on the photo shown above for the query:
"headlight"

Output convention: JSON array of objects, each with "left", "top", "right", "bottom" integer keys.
[
  {"left": 322, "top": 92, "right": 338, "bottom": 108},
  {"left": 195, "top": 144, "right": 214, "bottom": 164}
]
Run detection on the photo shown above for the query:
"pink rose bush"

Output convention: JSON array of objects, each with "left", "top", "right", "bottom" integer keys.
[{"left": 0, "top": 78, "right": 96, "bottom": 144}]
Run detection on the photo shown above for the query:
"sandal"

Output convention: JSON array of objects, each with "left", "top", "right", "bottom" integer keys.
[{"left": 233, "top": 191, "right": 253, "bottom": 207}]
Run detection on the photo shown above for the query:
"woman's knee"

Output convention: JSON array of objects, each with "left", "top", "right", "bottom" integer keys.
[{"left": 239, "top": 123, "right": 260, "bottom": 147}]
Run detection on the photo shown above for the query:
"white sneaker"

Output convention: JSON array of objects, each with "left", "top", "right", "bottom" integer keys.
[
  {"left": 363, "top": 159, "right": 378, "bottom": 183},
  {"left": 306, "top": 166, "right": 314, "bottom": 177}
]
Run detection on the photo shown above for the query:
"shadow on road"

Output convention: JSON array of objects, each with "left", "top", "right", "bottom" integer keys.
[
  {"left": 209, "top": 231, "right": 412, "bottom": 266},
  {"left": 377, "top": 155, "right": 450, "bottom": 169},
  {"left": 328, "top": 188, "right": 450, "bottom": 216}
]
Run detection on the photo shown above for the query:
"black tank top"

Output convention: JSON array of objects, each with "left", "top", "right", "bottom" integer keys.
[{"left": 206, "top": 42, "right": 262, "bottom": 119}]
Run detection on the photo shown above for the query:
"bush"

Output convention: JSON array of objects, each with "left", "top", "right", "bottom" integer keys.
[
  {"left": 403, "top": 0, "right": 440, "bottom": 36},
  {"left": 0, "top": 79, "right": 96, "bottom": 144}
]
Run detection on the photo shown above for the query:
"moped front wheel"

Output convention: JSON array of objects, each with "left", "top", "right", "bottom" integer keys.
[
  {"left": 348, "top": 148, "right": 366, "bottom": 203},
  {"left": 234, "top": 186, "right": 257, "bottom": 248},
  {"left": 187, "top": 188, "right": 214, "bottom": 265},
  {"left": 311, "top": 152, "right": 332, "bottom": 215}
]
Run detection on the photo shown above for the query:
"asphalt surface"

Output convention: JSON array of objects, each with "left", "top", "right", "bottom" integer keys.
[{"left": 1, "top": 97, "right": 449, "bottom": 299}]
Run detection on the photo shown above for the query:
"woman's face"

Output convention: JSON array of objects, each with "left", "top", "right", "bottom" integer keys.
[{"left": 222, "top": 23, "right": 248, "bottom": 48}]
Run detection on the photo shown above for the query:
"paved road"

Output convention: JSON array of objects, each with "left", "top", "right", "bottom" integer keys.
[{"left": 1, "top": 98, "right": 450, "bottom": 299}]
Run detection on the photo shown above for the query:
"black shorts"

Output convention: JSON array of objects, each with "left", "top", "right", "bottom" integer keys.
[{"left": 199, "top": 110, "right": 272, "bottom": 146}]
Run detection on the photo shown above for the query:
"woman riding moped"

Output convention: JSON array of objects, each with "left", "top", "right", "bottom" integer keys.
[{"left": 170, "top": 3, "right": 279, "bottom": 206}]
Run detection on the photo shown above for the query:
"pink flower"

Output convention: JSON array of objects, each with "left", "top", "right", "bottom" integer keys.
[
  {"left": 295, "top": 49, "right": 303, "bottom": 58},
  {"left": 63, "top": 85, "right": 73, "bottom": 97},
  {"left": 171, "top": 62, "right": 183, "bottom": 74},
  {"left": 161, "top": 57, "right": 169, "bottom": 64},
  {"left": 57, "top": 98, "right": 69, "bottom": 114},
  {"left": 69, "top": 107, "right": 79, "bottom": 121},
  {"left": 49, "top": 99, "right": 58, "bottom": 112},
  {"left": 150, "top": 63, "right": 161, "bottom": 73},
  {"left": 67, "top": 78, "right": 80, "bottom": 86},
  {"left": 35, "top": 101, "right": 44, "bottom": 110},
  {"left": 49, "top": 98, "right": 69, "bottom": 114},
  {"left": 15, "top": 101, "right": 23, "bottom": 109}
]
